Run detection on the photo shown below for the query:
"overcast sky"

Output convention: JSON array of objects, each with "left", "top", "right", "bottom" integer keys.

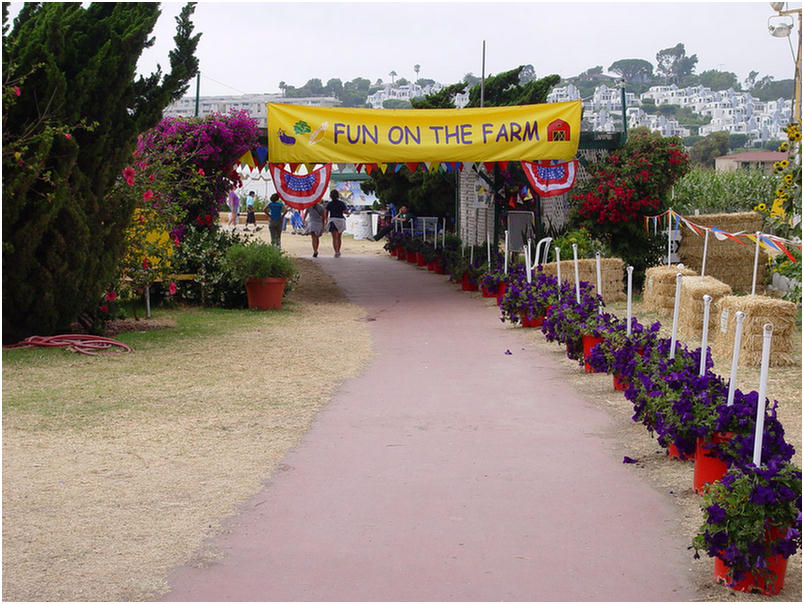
[{"left": 8, "top": 1, "right": 803, "bottom": 97}]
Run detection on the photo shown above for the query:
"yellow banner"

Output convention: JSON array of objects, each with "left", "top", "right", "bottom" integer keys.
[{"left": 267, "top": 101, "right": 581, "bottom": 164}]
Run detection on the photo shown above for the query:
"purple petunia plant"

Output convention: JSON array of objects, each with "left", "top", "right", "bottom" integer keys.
[
  {"left": 498, "top": 266, "right": 558, "bottom": 325},
  {"left": 586, "top": 317, "right": 661, "bottom": 378},
  {"left": 692, "top": 458, "right": 802, "bottom": 591},
  {"left": 541, "top": 278, "right": 603, "bottom": 361}
]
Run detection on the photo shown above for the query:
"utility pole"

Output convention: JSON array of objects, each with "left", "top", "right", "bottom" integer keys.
[{"left": 194, "top": 72, "right": 200, "bottom": 117}]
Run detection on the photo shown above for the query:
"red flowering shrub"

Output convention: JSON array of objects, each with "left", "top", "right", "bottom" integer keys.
[{"left": 569, "top": 128, "right": 690, "bottom": 283}]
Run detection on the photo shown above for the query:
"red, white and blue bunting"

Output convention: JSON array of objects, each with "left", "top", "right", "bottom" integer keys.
[
  {"left": 521, "top": 159, "right": 579, "bottom": 198},
  {"left": 646, "top": 209, "right": 801, "bottom": 262},
  {"left": 269, "top": 163, "right": 332, "bottom": 210}
]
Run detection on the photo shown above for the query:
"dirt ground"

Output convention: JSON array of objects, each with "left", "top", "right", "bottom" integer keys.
[{"left": 2, "top": 226, "right": 801, "bottom": 601}]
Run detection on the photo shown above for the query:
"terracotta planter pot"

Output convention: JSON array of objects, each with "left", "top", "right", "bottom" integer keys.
[
  {"left": 245, "top": 277, "right": 286, "bottom": 310},
  {"left": 582, "top": 334, "right": 603, "bottom": 373},
  {"left": 694, "top": 432, "right": 734, "bottom": 494}
]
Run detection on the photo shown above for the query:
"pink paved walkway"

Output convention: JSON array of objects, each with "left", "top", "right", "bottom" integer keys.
[{"left": 162, "top": 253, "right": 695, "bottom": 601}]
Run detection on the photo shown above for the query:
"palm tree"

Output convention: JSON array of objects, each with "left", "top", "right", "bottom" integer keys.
[
  {"left": 279, "top": 81, "right": 287, "bottom": 97},
  {"left": 414, "top": 64, "right": 420, "bottom": 83},
  {"left": 389, "top": 70, "right": 397, "bottom": 85}
]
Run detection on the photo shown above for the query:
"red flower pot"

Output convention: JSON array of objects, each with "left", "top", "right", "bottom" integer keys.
[
  {"left": 481, "top": 285, "right": 496, "bottom": 297},
  {"left": 694, "top": 432, "right": 734, "bottom": 494},
  {"left": 390, "top": 247, "right": 397, "bottom": 257},
  {"left": 406, "top": 250, "right": 417, "bottom": 263},
  {"left": 396, "top": 247, "right": 407, "bottom": 260},
  {"left": 416, "top": 252, "right": 427, "bottom": 266},
  {"left": 461, "top": 273, "right": 478, "bottom": 291},
  {"left": 666, "top": 442, "right": 693, "bottom": 461},
  {"left": 496, "top": 281, "right": 507, "bottom": 306},
  {"left": 613, "top": 373, "right": 629, "bottom": 391},
  {"left": 545, "top": 304, "right": 554, "bottom": 317},
  {"left": 521, "top": 314, "right": 544, "bottom": 328},
  {"left": 582, "top": 334, "right": 603, "bottom": 373},
  {"left": 714, "top": 526, "right": 789, "bottom": 596},
  {"left": 245, "top": 277, "right": 286, "bottom": 310}
]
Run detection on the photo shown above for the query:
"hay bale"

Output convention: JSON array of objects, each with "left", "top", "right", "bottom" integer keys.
[
  {"left": 642, "top": 265, "right": 696, "bottom": 315},
  {"left": 677, "top": 276, "right": 733, "bottom": 342},
  {"left": 679, "top": 212, "right": 768, "bottom": 293},
  {"left": 711, "top": 295, "right": 797, "bottom": 367},
  {"left": 541, "top": 257, "right": 624, "bottom": 303}
]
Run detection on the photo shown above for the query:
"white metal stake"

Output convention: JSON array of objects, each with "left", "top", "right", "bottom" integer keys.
[
  {"left": 667, "top": 209, "right": 673, "bottom": 266},
  {"left": 669, "top": 272, "right": 682, "bottom": 359},
  {"left": 572, "top": 243, "right": 580, "bottom": 303},
  {"left": 752, "top": 323, "right": 774, "bottom": 466},
  {"left": 525, "top": 240, "right": 532, "bottom": 283},
  {"left": 470, "top": 243, "right": 474, "bottom": 265},
  {"left": 486, "top": 227, "right": 491, "bottom": 265},
  {"left": 626, "top": 266, "right": 634, "bottom": 336},
  {"left": 751, "top": 230, "right": 761, "bottom": 296},
  {"left": 595, "top": 252, "right": 603, "bottom": 312},
  {"left": 145, "top": 286, "right": 151, "bottom": 319},
  {"left": 726, "top": 311, "right": 746, "bottom": 406},
  {"left": 504, "top": 230, "right": 509, "bottom": 275},
  {"left": 701, "top": 229, "right": 710, "bottom": 277},
  {"left": 555, "top": 246, "right": 562, "bottom": 300},
  {"left": 699, "top": 295, "right": 712, "bottom": 376}
]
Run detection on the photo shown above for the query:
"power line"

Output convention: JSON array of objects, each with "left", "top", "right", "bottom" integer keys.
[{"left": 200, "top": 73, "right": 248, "bottom": 95}]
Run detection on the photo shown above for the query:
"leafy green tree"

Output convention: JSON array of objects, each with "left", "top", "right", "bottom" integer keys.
[
  {"left": 656, "top": 43, "right": 698, "bottom": 84},
  {"left": 608, "top": 59, "right": 654, "bottom": 83},
  {"left": 690, "top": 131, "right": 730, "bottom": 167},
  {"left": 382, "top": 99, "right": 411, "bottom": 109},
  {"left": 2, "top": 2, "right": 199, "bottom": 343},
  {"left": 750, "top": 76, "right": 794, "bottom": 102},
  {"left": 325, "top": 78, "right": 343, "bottom": 97},
  {"left": 699, "top": 69, "right": 740, "bottom": 91}
]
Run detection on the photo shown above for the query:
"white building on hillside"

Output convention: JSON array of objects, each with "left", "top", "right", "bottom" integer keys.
[{"left": 163, "top": 93, "right": 341, "bottom": 128}]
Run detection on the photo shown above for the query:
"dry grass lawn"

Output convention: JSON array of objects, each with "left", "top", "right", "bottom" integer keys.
[{"left": 3, "top": 227, "right": 801, "bottom": 601}]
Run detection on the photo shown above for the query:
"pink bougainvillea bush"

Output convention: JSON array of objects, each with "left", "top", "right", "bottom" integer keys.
[{"left": 131, "top": 109, "right": 259, "bottom": 240}]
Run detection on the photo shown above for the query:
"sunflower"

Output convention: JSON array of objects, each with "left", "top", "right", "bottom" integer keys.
[
  {"left": 784, "top": 173, "right": 794, "bottom": 185},
  {"left": 754, "top": 203, "right": 767, "bottom": 212},
  {"left": 779, "top": 141, "right": 790, "bottom": 152}
]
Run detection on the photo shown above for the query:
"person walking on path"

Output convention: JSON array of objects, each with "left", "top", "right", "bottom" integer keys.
[
  {"left": 304, "top": 199, "right": 326, "bottom": 257},
  {"left": 265, "top": 193, "right": 288, "bottom": 248},
  {"left": 324, "top": 189, "right": 349, "bottom": 257},
  {"left": 226, "top": 190, "right": 239, "bottom": 231}
]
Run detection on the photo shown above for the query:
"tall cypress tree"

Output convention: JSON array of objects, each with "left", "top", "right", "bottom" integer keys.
[{"left": 2, "top": 3, "right": 200, "bottom": 343}]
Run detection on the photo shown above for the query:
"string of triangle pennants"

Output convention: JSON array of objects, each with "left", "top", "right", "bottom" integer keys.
[
  {"left": 235, "top": 152, "right": 521, "bottom": 176},
  {"left": 645, "top": 208, "right": 801, "bottom": 262}
]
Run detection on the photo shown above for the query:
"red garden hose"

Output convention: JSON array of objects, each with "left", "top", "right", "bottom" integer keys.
[{"left": 3, "top": 334, "right": 132, "bottom": 356}]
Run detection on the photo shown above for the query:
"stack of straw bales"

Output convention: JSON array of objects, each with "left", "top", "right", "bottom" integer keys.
[
  {"left": 711, "top": 295, "right": 797, "bottom": 367},
  {"left": 642, "top": 265, "right": 696, "bottom": 315},
  {"left": 677, "top": 276, "right": 733, "bottom": 342},
  {"left": 679, "top": 211, "right": 768, "bottom": 293},
  {"left": 541, "top": 257, "right": 624, "bottom": 303}
]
